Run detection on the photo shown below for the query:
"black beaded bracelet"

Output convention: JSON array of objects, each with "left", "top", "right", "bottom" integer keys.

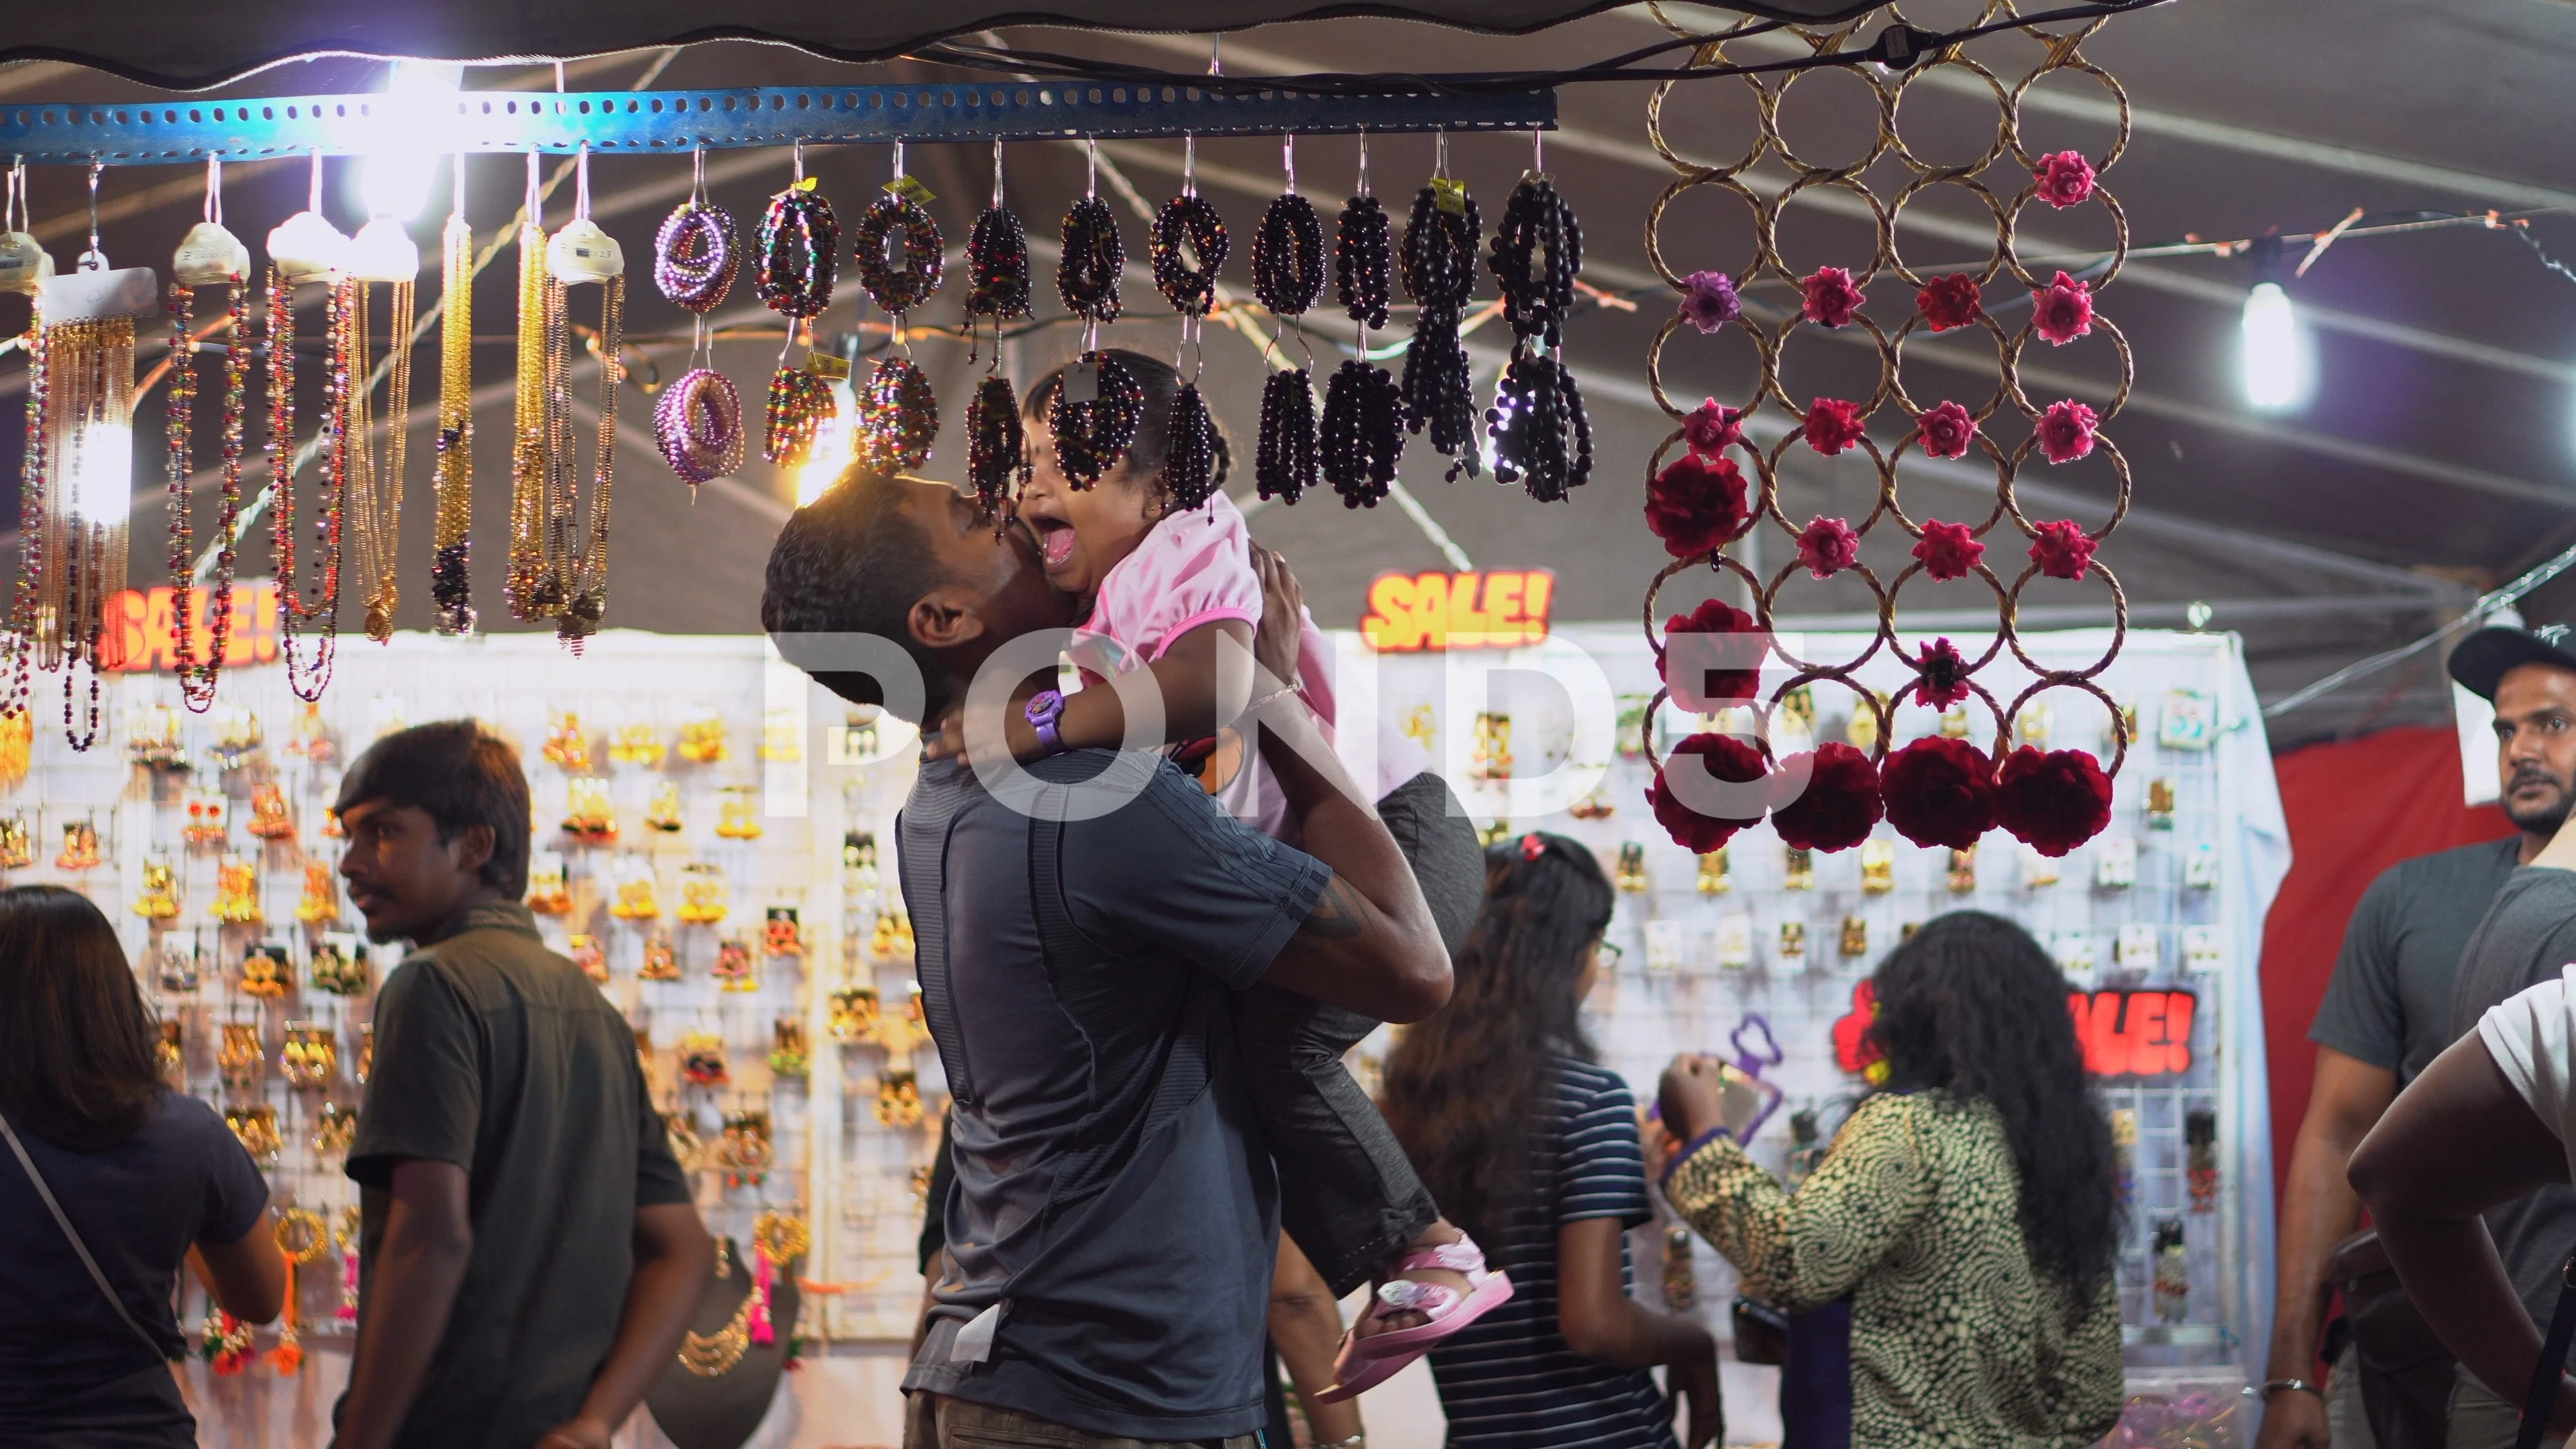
[{"left": 1152, "top": 193, "right": 1229, "bottom": 319}]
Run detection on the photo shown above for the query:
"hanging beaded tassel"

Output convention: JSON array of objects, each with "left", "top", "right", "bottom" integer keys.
[
  {"left": 854, "top": 148, "right": 944, "bottom": 474},
  {"left": 963, "top": 142, "right": 1030, "bottom": 513},
  {"left": 0, "top": 161, "right": 40, "bottom": 721},
  {"left": 757, "top": 148, "right": 841, "bottom": 471},
  {"left": 166, "top": 160, "right": 252, "bottom": 704},
  {"left": 1057, "top": 194, "right": 1124, "bottom": 325},
  {"left": 963, "top": 203, "right": 1031, "bottom": 335},
  {"left": 965, "top": 375, "right": 1030, "bottom": 517},
  {"left": 1486, "top": 165, "right": 1593, "bottom": 502},
  {"left": 1252, "top": 144, "right": 1325, "bottom": 506},
  {"left": 431, "top": 162, "right": 476, "bottom": 635},
  {"left": 1051, "top": 146, "right": 1140, "bottom": 489},
  {"left": 1323, "top": 148, "right": 1401, "bottom": 508},
  {"left": 764, "top": 365, "right": 832, "bottom": 468},
  {"left": 857, "top": 356, "right": 937, "bottom": 473},
  {"left": 1152, "top": 148, "right": 1227, "bottom": 513},
  {"left": 1401, "top": 158, "right": 1483, "bottom": 482},
  {"left": 1164, "top": 383, "right": 1221, "bottom": 512}
]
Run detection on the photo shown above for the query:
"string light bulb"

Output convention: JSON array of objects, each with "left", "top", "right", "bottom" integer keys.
[
  {"left": 2239, "top": 235, "right": 2314, "bottom": 413},
  {"left": 360, "top": 60, "right": 464, "bottom": 223}
]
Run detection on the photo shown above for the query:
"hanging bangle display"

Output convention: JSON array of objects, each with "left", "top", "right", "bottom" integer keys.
[
  {"left": 1057, "top": 194, "right": 1125, "bottom": 324},
  {"left": 966, "top": 374, "right": 1030, "bottom": 516},
  {"left": 656, "top": 368, "right": 746, "bottom": 489},
  {"left": 1254, "top": 156, "right": 1326, "bottom": 508},
  {"left": 1487, "top": 170, "right": 1593, "bottom": 501},
  {"left": 1335, "top": 192, "right": 1393, "bottom": 331},
  {"left": 851, "top": 192, "right": 944, "bottom": 315},
  {"left": 858, "top": 356, "right": 937, "bottom": 473},
  {"left": 1253, "top": 191, "right": 1325, "bottom": 318},
  {"left": 1151, "top": 193, "right": 1228, "bottom": 318},
  {"left": 1401, "top": 174, "right": 1483, "bottom": 481},
  {"left": 1489, "top": 171, "right": 1582, "bottom": 349},
  {"left": 964, "top": 204, "right": 1030, "bottom": 325},
  {"left": 756, "top": 182, "right": 839, "bottom": 319},
  {"left": 1322, "top": 360, "right": 1402, "bottom": 509},
  {"left": 654, "top": 200, "right": 739, "bottom": 313},
  {"left": 1164, "top": 382, "right": 1222, "bottom": 512},
  {"left": 1047, "top": 352, "right": 1144, "bottom": 489},
  {"left": 764, "top": 361, "right": 836, "bottom": 468},
  {"left": 1257, "top": 368, "right": 1318, "bottom": 505}
]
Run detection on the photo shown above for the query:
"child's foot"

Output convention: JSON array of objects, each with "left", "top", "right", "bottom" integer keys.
[{"left": 1358, "top": 1220, "right": 1476, "bottom": 1336}]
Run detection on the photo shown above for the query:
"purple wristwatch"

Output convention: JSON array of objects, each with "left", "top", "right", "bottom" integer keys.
[{"left": 1024, "top": 689, "right": 1069, "bottom": 756}]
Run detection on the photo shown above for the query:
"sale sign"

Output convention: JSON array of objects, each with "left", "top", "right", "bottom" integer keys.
[{"left": 100, "top": 582, "right": 280, "bottom": 674}]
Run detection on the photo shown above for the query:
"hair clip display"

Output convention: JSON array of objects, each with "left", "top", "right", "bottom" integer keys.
[
  {"left": 1696, "top": 848, "right": 1729, "bottom": 895},
  {"left": 543, "top": 710, "right": 592, "bottom": 772},
  {"left": 717, "top": 1110, "right": 773, "bottom": 1188},
  {"left": 1947, "top": 846, "right": 1979, "bottom": 895},
  {"left": 677, "top": 715, "right": 729, "bottom": 765},
  {"left": 680, "top": 1032, "right": 731, "bottom": 1087},
  {"left": 1782, "top": 847, "right": 1815, "bottom": 892},
  {"left": 769, "top": 1018, "right": 810, "bottom": 1081},
  {"left": 763, "top": 906, "right": 802, "bottom": 957},
  {"left": 2152, "top": 1219, "right": 2188, "bottom": 1324},
  {"left": 311, "top": 1102, "right": 357, "bottom": 1157},
  {"left": 219, "top": 1022, "right": 264, "bottom": 1088},
  {"left": 712, "top": 936, "right": 758, "bottom": 993},
  {"left": 639, "top": 933, "right": 683, "bottom": 982},
  {"left": 610, "top": 865, "right": 663, "bottom": 921},
  {"left": 569, "top": 932, "right": 608, "bottom": 982},
  {"left": 2186, "top": 1110, "right": 2218, "bottom": 1212},
  {"left": 280, "top": 1022, "right": 337, "bottom": 1089},
  {"left": 308, "top": 934, "right": 368, "bottom": 995},
  {"left": 828, "top": 985, "right": 881, "bottom": 1044},
  {"left": 1615, "top": 843, "right": 1648, "bottom": 893},
  {"left": 527, "top": 854, "right": 572, "bottom": 916},
  {"left": 0, "top": 816, "right": 32, "bottom": 869},
  {"left": 645, "top": 780, "right": 686, "bottom": 834},
  {"left": 58, "top": 820, "right": 103, "bottom": 871},
  {"left": 663, "top": 1108, "right": 707, "bottom": 1173},
  {"left": 129, "top": 704, "right": 189, "bottom": 770},
  {"left": 224, "top": 1104, "right": 282, "bottom": 1167},
  {"left": 154, "top": 940, "right": 203, "bottom": 994},
  {"left": 562, "top": 777, "right": 617, "bottom": 845},
  {"left": 610, "top": 722, "right": 667, "bottom": 768},
  {"left": 356, "top": 1024, "right": 373, "bottom": 1085},
  {"left": 246, "top": 782, "right": 294, "bottom": 840},
  {"left": 238, "top": 941, "right": 290, "bottom": 995},
  {"left": 157, "top": 1020, "right": 186, "bottom": 1081},
  {"left": 874, "top": 1069, "right": 924, "bottom": 1129},
  {"left": 134, "top": 856, "right": 182, "bottom": 920},
  {"left": 716, "top": 787, "right": 763, "bottom": 841},
  {"left": 678, "top": 863, "right": 730, "bottom": 924},
  {"left": 183, "top": 792, "right": 229, "bottom": 849},
  {"left": 218, "top": 867, "right": 267, "bottom": 931}
]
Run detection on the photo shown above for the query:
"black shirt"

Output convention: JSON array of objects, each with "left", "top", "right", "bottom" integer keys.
[
  {"left": 2309, "top": 836, "right": 2522, "bottom": 1085},
  {"left": 347, "top": 900, "right": 690, "bottom": 1449}
]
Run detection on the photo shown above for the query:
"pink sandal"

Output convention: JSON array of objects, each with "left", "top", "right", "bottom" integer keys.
[{"left": 1316, "top": 1235, "right": 1514, "bottom": 1403}]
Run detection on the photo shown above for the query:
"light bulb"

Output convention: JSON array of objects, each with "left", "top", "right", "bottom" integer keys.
[
  {"left": 360, "top": 60, "right": 464, "bottom": 223},
  {"left": 2239, "top": 280, "right": 2314, "bottom": 412},
  {"left": 65, "top": 421, "right": 133, "bottom": 527},
  {"left": 795, "top": 379, "right": 859, "bottom": 507}
]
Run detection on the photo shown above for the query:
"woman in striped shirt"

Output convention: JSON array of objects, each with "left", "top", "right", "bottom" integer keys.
[{"left": 1382, "top": 833, "right": 1721, "bottom": 1449}]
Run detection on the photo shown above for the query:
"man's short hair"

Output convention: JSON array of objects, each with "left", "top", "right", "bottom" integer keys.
[
  {"left": 761, "top": 465, "right": 944, "bottom": 718},
  {"left": 333, "top": 720, "right": 533, "bottom": 898}
]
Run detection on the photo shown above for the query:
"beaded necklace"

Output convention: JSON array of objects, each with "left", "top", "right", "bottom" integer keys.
[
  {"left": 166, "top": 158, "right": 251, "bottom": 706},
  {"left": 1485, "top": 139, "right": 1593, "bottom": 502},
  {"left": 507, "top": 152, "right": 555, "bottom": 621},
  {"left": 1253, "top": 136, "right": 1324, "bottom": 506},
  {"left": 963, "top": 140, "right": 1031, "bottom": 517},
  {"left": 431, "top": 155, "right": 476, "bottom": 633},
  {"left": 653, "top": 150, "right": 746, "bottom": 494},
  {"left": 1401, "top": 132, "right": 1483, "bottom": 482},
  {"left": 1152, "top": 136, "right": 1227, "bottom": 513},
  {"left": 1050, "top": 142, "right": 1141, "bottom": 490},
  {"left": 539, "top": 146, "right": 624, "bottom": 648},
  {"left": 1322, "top": 136, "right": 1401, "bottom": 508},
  {"left": 855, "top": 144, "right": 943, "bottom": 474},
  {"left": 757, "top": 146, "right": 840, "bottom": 470}
]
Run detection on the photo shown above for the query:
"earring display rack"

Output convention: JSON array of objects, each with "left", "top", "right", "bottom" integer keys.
[{"left": 0, "top": 83, "right": 1555, "bottom": 167}]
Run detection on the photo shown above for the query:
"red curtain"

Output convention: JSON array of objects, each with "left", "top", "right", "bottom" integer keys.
[{"left": 2261, "top": 724, "right": 2516, "bottom": 1206}]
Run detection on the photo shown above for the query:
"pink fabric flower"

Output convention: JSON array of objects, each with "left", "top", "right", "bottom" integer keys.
[
  {"left": 2032, "top": 270, "right": 2094, "bottom": 346},
  {"left": 1801, "top": 266, "right": 1864, "bottom": 329},
  {"left": 2037, "top": 399, "right": 2098, "bottom": 465},
  {"left": 1684, "top": 398, "right": 1743, "bottom": 460},
  {"left": 1917, "top": 273, "right": 1982, "bottom": 332},
  {"left": 1917, "top": 400, "right": 1976, "bottom": 460},
  {"left": 1797, "top": 515, "right": 1860, "bottom": 580},
  {"left": 2029, "top": 519, "right": 2098, "bottom": 581},
  {"left": 1644, "top": 453, "right": 1751, "bottom": 559},
  {"left": 1912, "top": 519, "right": 1985, "bottom": 582},
  {"left": 1909, "top": 637, "right": 1974, "bottom": 710},
  {"left": 1805, "top": 397, "right": 1866, "bottom": 456},
  {"left": 2034, "top": 151, "right": 2098, "bottom": 210},
  {"left": 1679, "top": 270, "right": 1742, "bottom": 333}
]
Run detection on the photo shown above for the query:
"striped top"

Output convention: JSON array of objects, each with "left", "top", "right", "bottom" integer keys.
[{"left": 1425, "top": 1057, "right": 1676, "bottom": 1449}]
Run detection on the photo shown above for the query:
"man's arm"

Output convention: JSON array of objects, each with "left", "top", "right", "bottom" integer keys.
[
  {"left": 333, "top": 1159, "right": 474, "bottom": 1449},
  {"left": 2256, "top": 1046, "right": 2395, "bottom": 1449},
  {"left": 538, "top": 1203, "right": 715, "bottom": 1449},
  {"left": 2349, "top": 1032, "right": 2574, "bottom": 1438}
]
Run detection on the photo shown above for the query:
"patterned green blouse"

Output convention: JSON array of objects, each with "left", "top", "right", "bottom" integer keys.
[{"left": 1664, "top": 1091, "right": 2125, "bottom": 1449}]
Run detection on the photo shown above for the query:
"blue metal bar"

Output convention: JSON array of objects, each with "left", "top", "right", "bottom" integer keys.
[{"left": 0, "top": 83, "right": 1554, "bottom": 166}]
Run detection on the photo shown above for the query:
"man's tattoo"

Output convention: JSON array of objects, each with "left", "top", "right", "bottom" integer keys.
[{"left": 1299, "top": 875, "right": 1367, "bottom": 940}]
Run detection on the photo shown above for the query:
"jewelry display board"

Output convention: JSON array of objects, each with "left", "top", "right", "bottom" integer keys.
[{"left": 1356, "top": 622, "right": 2288, "bottom": 1387}]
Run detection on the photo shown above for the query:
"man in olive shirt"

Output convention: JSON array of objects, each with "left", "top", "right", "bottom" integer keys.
[{"left": 334, "top": 722, "right": 713, "bottom": 1449}]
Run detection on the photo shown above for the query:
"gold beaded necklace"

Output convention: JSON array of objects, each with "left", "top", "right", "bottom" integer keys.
[
  {"left": 431, "top": 154, "right": 474, "bottom": 635},
  {"left": 676, "top": 1238, "right": 755, "bottom": 1377},
  {"left": 507, "top": 151, "right": 554, "bottom": 623}
]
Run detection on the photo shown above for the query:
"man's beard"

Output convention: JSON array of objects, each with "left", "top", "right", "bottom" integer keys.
[{"left": 2506, "top": 774, "right": 2574, "bottom": 835}]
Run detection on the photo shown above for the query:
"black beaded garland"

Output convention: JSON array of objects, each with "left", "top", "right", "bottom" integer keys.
[
  {"left": 1334, "top": 193, "right": 1393, "bottom": 330},
  {"left": 755, "top": 186, "right": 840, "bottom": 319},
  {"left": 857, "top": 356, "right": 938, "bottom": 473},
  {"left": 1401, "top": 183, "right": 1484, "bottom": 481},
  {"left": 1487, "top": 351, "right": 1594, "bottom": 502},
  {"left": 1057, "top": 196, "right": 1126, "bottom": 324},
  {"left": 965, "top": 374, "right": 1030, "bottom": 516},
  {"left": 1252, "top": 193, "right": 1325, "bottom": 318},
  {"left": 1048, "top": 351, "right": 1144, "bottom": 488},
  {"left": 963, "top": 206, "right": 1032, "bottom": 323},
  {"left": 1488, "top": 175, "right": 1582, "bottom": 350},
  {"left": 1150, "top": 195, "right": 1229, "bottom": 319},
  {"left": 1163, "top": 384, "right": 1221, "bottom": 512},
  {"left": 1485, "top": 174, "right": 1593, "bottom": 501},
  {"left": 1321, "top": 360, "right": 1402, "bottom": 508},
  {"left": 1256, "top": 368, "right": 1318, "bottom": 506},
  {"left": 851, "top": 194, "right": 945, "bottom": 316}
]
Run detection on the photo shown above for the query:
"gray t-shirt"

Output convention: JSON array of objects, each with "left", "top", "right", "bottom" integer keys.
[
  {"left": 2447, "top": 867, "right": 2576, "bottom": 1328},
  {"left": 2309, "top": 836, "right": 2522, "bottom": 1085},
  {"left": 900, "top": 747, "right": 1328, "bottom": 1440}
]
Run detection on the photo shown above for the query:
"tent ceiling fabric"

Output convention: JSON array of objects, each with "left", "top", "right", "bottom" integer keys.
[{"left": 0, "top": 0, "right": 1876, "bottom": 91}]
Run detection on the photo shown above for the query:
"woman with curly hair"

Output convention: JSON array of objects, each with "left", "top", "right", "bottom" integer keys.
[
  {"left": 1656, "top": 910, "right": 2124, "bottom": 1448},
  {"left": 1381, "top": 833, "right": 1721, "bottom": 1449}
]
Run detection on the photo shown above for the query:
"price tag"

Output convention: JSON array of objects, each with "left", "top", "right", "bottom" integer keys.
[
  {"left": 1060, "top": 357, "right": 1099, "bottom": 405},
  {"left": 804, "top": 353, "right": 851, "bottom": 380},
  {"left": 883, "top": 174, "right": 938, "bottom": 206},
  {"left": 1431, "top": 178, "right": 1469, "bottom": 216},
  {"left": 790, "top": 176, "right": 820, "bottom": 194}
]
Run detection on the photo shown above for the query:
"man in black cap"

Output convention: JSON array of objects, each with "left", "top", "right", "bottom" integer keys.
[{"left": 2261, "top": 624, "right": 2576, "bottom": 1449}]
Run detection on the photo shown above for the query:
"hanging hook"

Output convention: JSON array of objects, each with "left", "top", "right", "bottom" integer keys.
[
  {"left": 1532, "top": 125, "right": 1544, "bottom": 176},
  {"left": 691, "top": 144, "right": 706, "bottom": 207},
  {"left": 1434, "top": 129, "right": 1449, "bottom": 181},
  {"left": 307, "top": 148, "right": 323, "bottom": 215},
  {"left": 991, "top": 136, "right": 1006, "bottom": 211},
  {"left": 84, "top": 159, "right": 103, "bottom": 268},
  {"left": 793, "top": 140, "right": 806, "bottom": 184},
  {"left": 892, "top": 139, "right": 906, "bottom": 181},
  {"left": 4, "top": 158, "right": 19, "bottom": 234},
  {"left": 1085, "top": 136, "right": 1099, "bottom": 199},
  {"left": 1283, "top": 134, "right": 1296, "bottom": 197},
  {"left": 573, "top": 142, "right": 592, "bottom": 220},
  {"left": 204, "top": 156, "right": 223, "bottom": 226},
  {"left": 1183, "top": 133, "right": 1196, "bottom": 197},
  {"left": 524, "top": 150, "right": 543, "bottom": 225},
  {"left": 554, "top": 60, "right": 566, "bottom": 94},
  {"left": 449, "top": 152, "right": 465, "bottom": 222},
  {"left": 1356, "top": 129, "right": 1371, "bottom": 199}
]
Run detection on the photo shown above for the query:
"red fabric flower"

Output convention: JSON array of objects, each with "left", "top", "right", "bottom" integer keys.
[
  {"left": 2035, "top": 151, "right": 2098, "bottom": 210},
  {"left": 1912, "top": 520, "right": 1985, "bottom": 582},
  {"left": 1805, "top": 397, "right": 1866, "bottom": 456},
  {"left": 2037, "top": 398, "right": 2098, "bottom": 465},
  {"left": 1679, "top": 270, "right": 1742, "bottom": 333},
  {"left": 2033, "top": 270, "right": 2094, "bottom": 346},
  {"left": 1663, "top": 598, "right": 1764, "bottom": 711},
  {"left": 1801, "top": 266, "right": 1865, "bottom": 329},
  {"left": 1917, "top": 400, "right": 1976, "bottom": 461},
  {"left": 1684, "top": 397, "right": 1743, "bottom": 459},
  {"left": 1797, "top": 515, "right": 1860, "bottom": 580},
  {"left": 1909, "top": 636, "right": 1973, "bottom": 710},
  {"left": 1917, "top": 272, "right": 1982, "bottom": 332},
  {"left": 1994, "top": 745, "right": 2114, "bottom": 856},
  {"left": 1644, "top": 453, "right": 1751, "bottom": 559},
  {"left": 2029, "top": 519, "right": 2098, "bottom": 581},
  {"left": 1770, "top": 742, "right": 1884, "bottom": 853},
  {"left": 1649, "top": 732, "right": 1771, "bottom": 853},
  {"left": 1880, "top": 736, "right": 1996, "bottom": 849}
]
